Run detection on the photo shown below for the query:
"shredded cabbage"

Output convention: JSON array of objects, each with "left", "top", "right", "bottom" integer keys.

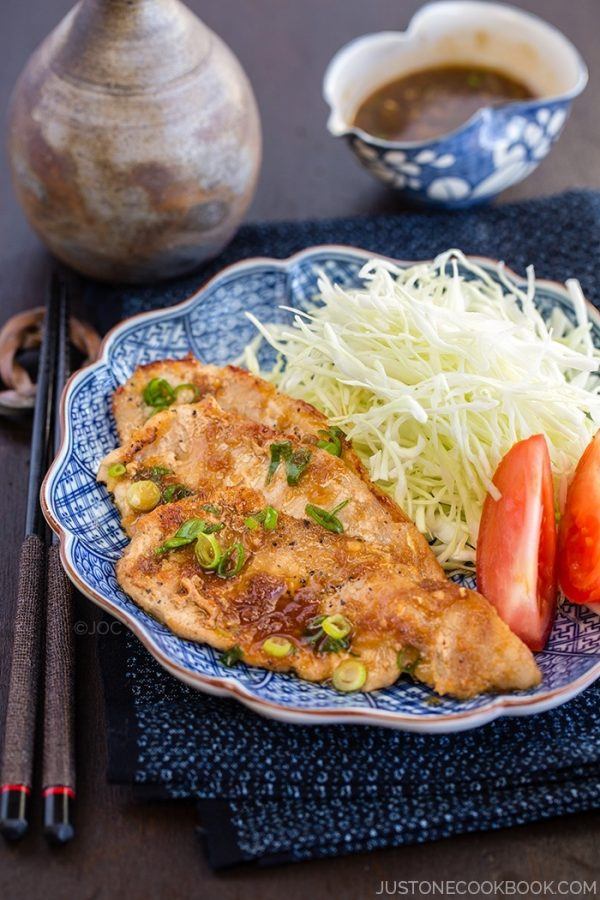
[{"left": 242, "top": 250, "right": 600, "bottom": 570}]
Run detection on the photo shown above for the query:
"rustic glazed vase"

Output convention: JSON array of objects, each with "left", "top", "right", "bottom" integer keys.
[{"left": 8, "top": 0, "right": 262, "bottom": 283}]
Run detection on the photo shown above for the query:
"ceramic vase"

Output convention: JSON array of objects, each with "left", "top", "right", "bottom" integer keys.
[{"left": 8, "top": 0, "right": 262, "bottom": 282}]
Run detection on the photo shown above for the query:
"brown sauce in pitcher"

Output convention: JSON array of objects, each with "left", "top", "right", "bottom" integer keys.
[{"left": 353, "top": 65, "right": 534, "bottom": 142}]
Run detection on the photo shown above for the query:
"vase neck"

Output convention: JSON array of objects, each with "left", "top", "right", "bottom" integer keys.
[{"left": 51, "top": 0, "right": 210, "bottom": 90}]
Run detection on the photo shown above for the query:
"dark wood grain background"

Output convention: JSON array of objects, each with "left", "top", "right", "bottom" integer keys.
[{"left": 1, "top": 1, "right": 599, "bottom": 897}]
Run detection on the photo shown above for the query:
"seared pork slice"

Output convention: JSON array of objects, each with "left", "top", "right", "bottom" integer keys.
[
  {"left": 112, "top": 356, "right": 403, "bottom": 521},
  {"left": 113, "top": 356, "right": 330, "bottom": 445},
  {"left": 117, "top": 492, "right": 541, "bottom": 698},
  {"left": 99, "top": 396, "right": 441, "bottom": 581}
]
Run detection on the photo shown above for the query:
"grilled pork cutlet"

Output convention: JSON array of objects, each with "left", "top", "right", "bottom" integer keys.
[
  {"left": 113, "top": 357, "right": 332, "bottom": 444},
  {"left": 112, "top": 356, "right": 402, "bottom": 522},
  {"left": 118, "top": 492, "right": 541, "bottom": 697},
  {"left": 99, "top": 396, "right": 440, "bottom": 580},
  {"left": 99, "top": 398, "right": 540, "bottom": 698}
]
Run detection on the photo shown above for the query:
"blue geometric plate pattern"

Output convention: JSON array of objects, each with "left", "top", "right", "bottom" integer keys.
[{"left": 43, "top": 246, "right": 600, "bottom": 732}]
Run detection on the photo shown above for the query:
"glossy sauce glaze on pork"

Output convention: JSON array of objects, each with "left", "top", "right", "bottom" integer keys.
[
  {"left": 112, "top": 356, "right": 402, "bottom": 522},
  {"left": 99, "top": 374, "right": 542, "bottom": 698},
  {"left": 100, "top": 396, "right": 440, "bottom": 579},
  {"left": 118, "top": 491, "right": 540, "bottom": 698}
]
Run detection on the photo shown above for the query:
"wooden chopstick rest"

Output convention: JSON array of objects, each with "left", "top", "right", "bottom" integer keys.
[{"left": 0, "top": 307, "right": 100, "bottom": 414}]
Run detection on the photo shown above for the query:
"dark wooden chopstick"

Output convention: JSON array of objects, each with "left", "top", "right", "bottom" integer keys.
[
  {"left": 0, "top": 275, "right": 59, "bottom": 840},
  {"left": 42, "top": 270, "right": 75, "bottom": 844}
]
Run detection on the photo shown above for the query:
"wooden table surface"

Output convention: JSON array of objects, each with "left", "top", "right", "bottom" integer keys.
[{"left": 1, "top": 1, "right": 599, "bottom": 897}]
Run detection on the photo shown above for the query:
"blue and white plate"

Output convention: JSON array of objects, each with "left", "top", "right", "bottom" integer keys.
[{"left": 42, "top": 246, "right": 600, "bottom": 732}]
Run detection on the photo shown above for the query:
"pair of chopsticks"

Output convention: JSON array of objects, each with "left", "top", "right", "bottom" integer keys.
[{"left": 0, "top": 271, "right": 75, "bottom": 844}]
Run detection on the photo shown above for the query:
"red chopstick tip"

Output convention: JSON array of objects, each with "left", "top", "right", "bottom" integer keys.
[
  {"left": 42, "top": 786, "right": 75, "bottom": 799},
  {"left": 0, "top": 783, "right": 31, "bottom": 794},
  {"left": 43, "top": 786, "right": 75, "bottom": 845}
]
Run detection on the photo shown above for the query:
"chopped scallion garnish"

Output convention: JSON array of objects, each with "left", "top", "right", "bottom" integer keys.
[
  {"left": 305, "top": 499, "right": 349, "bottom": 533},
  {"left": 155, "top": 535, "right": 194, "bottom": 555},
  {"left": 143, "top": 377, "right": 175, "bottom": 409},
  {"left": 219, "top": 645, "right": 243, "bottom": 667},
  {"left": 266, "top": 441, "right": 290, "bottom": 483},
  {"left": 397, "top": 647, "right": 420, "bottom": 676},
  {"left": 322, "top": 614, "right": 352, "bottom": 640},
  {"left": 262, "top": 636, "right": 293, "bottom": 658},
  {"left": 143, "top": 378, "right": 200, "bottom": 411},
  {"left": 244, "top": 506, "right": 279, "bottom": 532},
  {"left": 304, "top": 614, "right": 352, "bottom": 653},
  {"left": 332, "top": 659, "right": 367, "bottom": 692},
  {"left": 263, "top": 506, "right": 278, "bottom": 530},
  {"left": 162, "top": 483, "right": 193, "bottom": 503},
  {"left": 217, "top": 542, "right": 246, "bottom": 579},
  {"left": 108, "top": 462, "right": 126, "bottom": 478},
  {"left": 174, "top": 383, "right": 199, "bottom": 402},
  {"left": 154, "top": 517, "right": 222, "bottom": 555},
  {"left": 286, "top": 447, "right": 311, "bottom": 485},
  {"left": 195, "top": 532, "right": 223, "bottom": 570},
  {"left": 316, "top": 426, "right": 344, "bottom": 457},
  {"left": 176, "top": 518, "right": 208, "bottom": 540},
  {"left": 137, "top": 465, "right": 172, "bottom": 483},
  {"left": 266, "top": 441, "right": 311, "bottom": 486}
]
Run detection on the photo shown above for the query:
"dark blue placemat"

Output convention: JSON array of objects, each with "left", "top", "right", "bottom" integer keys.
[{"left": 94, "top": 190, "right": 600, "bottom": 868}]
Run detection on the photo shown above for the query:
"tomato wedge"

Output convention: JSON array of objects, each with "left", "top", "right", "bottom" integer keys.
[
  {"left": 558, "top": 432, "right": 600, "bottom": 605},
  {"left": 476, "top": 435, "right": 558, "bottom": 651}
]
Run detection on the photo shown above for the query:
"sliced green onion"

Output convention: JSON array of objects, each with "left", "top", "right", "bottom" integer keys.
[
  {"left": 263, "top": 506, "right": 278, "bottom": 530},
  {"left": 176, "top": 518, "right": 207, "bottom": 540},
  {"left": 266, "top": 441, "right": 311, "bottom": 486},
  {"left": 174, "top": 382, "right": 200, "bottom": 402},
  {"left": 201, "top": 503, "right": 221, "bottom": 515},
  {"left": 195, "top": 532, "right": 223, "bottom": 570},
  {"left": 141, "top": 465, "right": 171, "bottom": 482},
  {"left": 127, "top": 480, "right": 161, "bottom": 512},
  {"left": 204, "top": 523, "right": 224, "bottom": 534},
  {"left": 322, "top": 614, "right": 352, "bottom": 640},
  {"left": 262, "top": 636, "right": 293, "bottom": 658},
  {"left": 219, "top": 645, "right": 243, "bottom": 667},
  {"left": 245, "top": 506, "right": 279, "bottom": 532},
  {"left": 332, "top": 659, "right": 367, "bottom": 692},
  {"left": 286, "top": 448, "right": 311, "bottom": 485},
  {"left": 304, "top": 615, "right": 351, "bottom": 653},
  {"left": 266, "top": 441, "right": 291, "bottom": 483},
  {"left": 108, "top": 462, "right": 126, "bottom": 478},
  {"left": 316, "top": 426, "right": 344, "bottom": 457},
  {"left": 217, "top": 542, "right": 246, "bottom": 579},
  {"left": 155, "top": 535, "right": 193, "bottom": 555},
  {"left": 305, "top": 499, "right": 349, "bottom": 533},
  {"left": 142, "top": 377, "right": 175, "bottom": 409},
  {"left": 162, "top": 483, "right": 193, "bottom": 503},
  {"left": 155, "top": 518, "right": 204, "bottom": 554},
  {"left": 397, "top": 647, "right": 420, "bottom": 675},
  {"left": 155, "top": 517, "right": 223, "bottom": 555}
]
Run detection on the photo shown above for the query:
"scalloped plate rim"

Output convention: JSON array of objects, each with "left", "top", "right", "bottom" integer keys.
[{"left": 41, "top": 244, "right": 600, "bottom": 733}]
